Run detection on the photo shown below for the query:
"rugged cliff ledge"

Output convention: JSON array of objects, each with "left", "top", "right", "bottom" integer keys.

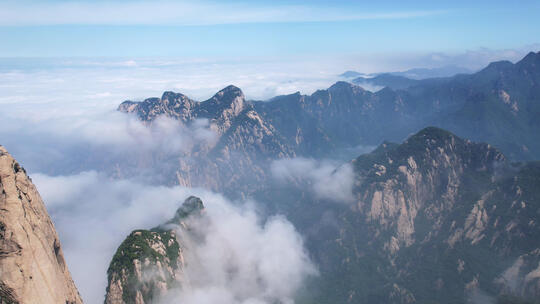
[{"left": 0, "top": 146, "right": 83, "bottom": 304}]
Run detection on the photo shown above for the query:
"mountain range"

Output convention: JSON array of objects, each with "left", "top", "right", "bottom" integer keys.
[
  {"left": 1, "top": 52, "right": 540, "bottom": 304},
  {"left": 111, "top": 51, "right": 540, "bottom": 303},
  {"left": 100, "top": 127, "right": 540, "bottom": 303},
  {"left": 340, "top": 65, "right": 473, "bottom": 81},
  {"left": 117, "top": 51, "right": 540, "bottom": 197},
  {"left": 273, "top": 127, "right": 540, "bottom": 303}
]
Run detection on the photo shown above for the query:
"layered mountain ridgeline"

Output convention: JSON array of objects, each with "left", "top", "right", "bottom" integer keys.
[
  {"left": 118, "top": 85, "right": 293, "bottom": 195},
  {"left": 118, "top": 52, "right": 540, "bottom": 193},
  {"left": 113, "top": 53, "right": 540, "bottom": 301},
  {"left": 353, "top": 73, "right": 423, "bottom": 90},
  {"left": 0, "top": 146, "right": 83, "bottom": 304},
  {"left": 99, "top": 126, "right": 540, "bottom": 304},
  {"left": 342, "top": 65, "right": 473, "bottom": 81},
  {"left": 273, "top": 127, "right": 540, "bottom": 304},
  {"left": 349, "top": 51, "right": 540, "bottom": 160},
  {"left": 258, "top": 51, "right": 540, "bottom": 160},
  {"left": 105, "top": 196, "right": 204, "bottom": 304},
  {"left": 350, "top": 66, "right": 474, "bottom": 90}
]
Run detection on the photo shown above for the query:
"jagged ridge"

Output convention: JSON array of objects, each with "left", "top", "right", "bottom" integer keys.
[{"left": 280, "top": 127, "right": 540, "bottom": 303}]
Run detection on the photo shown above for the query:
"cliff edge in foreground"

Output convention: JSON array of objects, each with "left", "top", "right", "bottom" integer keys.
[{"left": 0, "top": 146, "right": 83, "bottom": 304}]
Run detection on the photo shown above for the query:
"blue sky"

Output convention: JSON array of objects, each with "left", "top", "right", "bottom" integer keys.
[{"left": 1, "top": 0, "right": 539, "bottom": 58}]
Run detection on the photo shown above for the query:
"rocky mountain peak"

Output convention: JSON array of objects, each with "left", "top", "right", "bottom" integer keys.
[
  {"left": 117, "top": 100, "right": 138, "bottom": 113},
  {"left": 0, "top": 145, "right": 83, "bottom": 304},
  {"left": 519, "top": 50, "right": 540, "bottom": 62},
  {"left": 161, "top": 91, "right": 181, "bottom": 100},
  {"left": 160, "top": 91, "right": 191, "bottom": 103},
  {"left": 117, "top": 91, "right": 197, "bottom": 122},
  {"left": 342, "top": 126, "right": 540, "bottom": 303},
  {"left": 404, "top": 126, "right": 459, "bottom": 146},
  {"left": 404, "top": 127, "right": 505, "bottom": 166},
  {"left": 481, "top": 60, "right": 515, "bottom": 74},
  {"left": 171, "top": 196, "right": 205, "bottom": 222},
  {"left": 218, "top": 84, "right": 244, "bottom": 96},
  {"left": 105, "top": 196, "right": 207, "bottom": 304},
  {"left": 205, "top": 85, "right": 245, "bottom": 116},
  {"left": 105, "top": 228, "right": 183, "bottom": 304},
  {"left": 355, "top": 127, "right": 505, "bottom": 180},
  {"left": 516, "top": 50, "right": 540, "bottom": 69},
  {"left": 328, "top": 81, "right": 364, "bottom": 93}
]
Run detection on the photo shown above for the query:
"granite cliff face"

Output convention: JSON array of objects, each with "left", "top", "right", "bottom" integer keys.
[
  {"left": 0, "top": 146, "right": 83, "bottom": 304},
  {"left": 277, "top": 127, "right": 540, "bottom": 303},
  {"left": 352, "top": 127, "right": 507, "bottom": 252},
  {"left": 104, "top": 196, "right": 204, "bottom": 304}
]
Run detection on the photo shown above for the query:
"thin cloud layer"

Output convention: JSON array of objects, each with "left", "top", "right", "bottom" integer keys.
[
  {"left": 1, "top": 49, "right": 535, "bottom": 304},
  {"left": 33, "top": 171, "right": 315, "bottom": 304},
  {"left": 0, "top": 58, "right": 342, "bottom": 175},
  {"left": 271, "top": 158, "right": 355, "bottom": 203},
  {"left": 160, "top": 202, "right": 317, "bottom": 304},
  {"left": 1, "top": 50, "right": 528, "bottom": 176},
  {"left": 0, "top": 1, "right": 445, "bottom": 26}
]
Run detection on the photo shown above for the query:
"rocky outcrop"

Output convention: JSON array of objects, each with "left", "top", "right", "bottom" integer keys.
[
  {"left": 0, "top": 146, "right": 83, "bottom": 304},
  {"left": 275, "top": 127, "right": 540, "bottom": 304},
  {"left": 104, "top": 230, "right": 183, "bottom": 304},
  {"left": 118, "top": 85, "right": 246, "bottom": 136},
  {"left": 111, "top": 52, "right": 540, "bottom": 200},
  {"left": 118, "top": 86, "right": 295, "bottom": 197},
  {"left": 353, "top": 127, "right": 506, "bottom": 251},
  {"left": 110, "top": 52, "right": 540, "bottom": 198},
  {"left": 118, "top": 92, "right": 196, "bottom": 123},
  {"left": 349, "top": 127, "right": 540, "bottom": 303},
  {"left": 104, "top": 196, "right": 204, "bottom": 304},
  {"left": 109, "top": 53, "right": 540, "bottom": 302}
]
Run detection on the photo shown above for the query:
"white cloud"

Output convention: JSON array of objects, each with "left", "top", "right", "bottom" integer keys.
[
  {"left": 343, "top": 45, "right": 540, "bottom": 73},
  {"left": 0, "top": 1, "right": 445, "bottom": 26},
  {"left": 271, "top": 158, "right": 355, "bottom": 203},
  {"left": 0, "top": 57, "right": 344, "bottom": 176},
  {"left": 354, "top": 81, "right": 385, "bottom": 92},
  {"left": 161, "top": 202, "right": 317, "bottom": 304},
  {"left": 32, "top": 171, "right": 315, "bottom": 304},
  {"left": 0, "top": 57, "right": 373, "bottom": 205}
]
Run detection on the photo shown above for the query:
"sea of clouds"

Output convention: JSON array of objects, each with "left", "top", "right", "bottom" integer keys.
[
  {"left": 0, "top": 57, "right": 341, "bottom": 303},
  {"left": 33, "top": 172, "right": 316, "bottom": 304},
  {"left": 0, "top": 49, "right": 534, "bottom": 303}
]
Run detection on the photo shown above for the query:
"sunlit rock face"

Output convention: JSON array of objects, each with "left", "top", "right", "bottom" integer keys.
[
  {"left": 281, "top": 127, "right": 540, "bottom": 303},
  {"left": 0, "top": 146, "right": 83, "bottom": 304},
  {"left": 353, "top": 127, "right": 507, "bottom": 252}
]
